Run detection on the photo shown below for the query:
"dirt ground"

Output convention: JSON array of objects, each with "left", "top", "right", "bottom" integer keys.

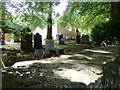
[{"left": 1, "top": 44, "right": 119, "bottom": 88}]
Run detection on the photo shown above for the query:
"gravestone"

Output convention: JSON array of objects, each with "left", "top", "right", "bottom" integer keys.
[
  {"left": 76, "top": 29, "right": 81, "bottom": 44},
  {"left": 84, "top": 35, "right": 89, "bottom": 44},
  {"left": 81, "top": 34, "right": 89, "bottom": 44},
  {"left": 5, "top": 33, "right": 11, "bottom": 42},
  {"left": 45, "top": 39, "right": 55, "bottom": 50},
  {"left": 58, "top": 49, "right": 65, "bottom": 54},
  {"left": 21, "top": 28, "right": 33, "bottom": 52},
  {"left": 14, "top": 36, "right": 20, "bottom": 42},
  {"left": 34, "top": 33, "right": 43, "bottom": 55},
  {"left": 58, "top": 33, "right": 64, "bottom": 44}
]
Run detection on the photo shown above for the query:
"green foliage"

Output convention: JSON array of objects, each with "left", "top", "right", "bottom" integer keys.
[
  {"left": 0, "top": 2, "right": 25, "bottom": 35},
  {"left": 2, "top": 2, "right": 60, "bottom": 34},
  {"left": 91, "top": 18, "right": 120, "bottom": 45},
  {"left": 60, "top": 2, "right": 110, "bottom": 34}
]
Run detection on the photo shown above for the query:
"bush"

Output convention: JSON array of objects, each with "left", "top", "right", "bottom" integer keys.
[{"left": 91, "top": 19, "right": 120, "bottom": 45}]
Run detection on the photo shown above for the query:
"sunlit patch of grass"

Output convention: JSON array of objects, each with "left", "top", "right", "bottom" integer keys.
[
  {"left": 55, "top": 44, "right": 76, "bottom": 50},
  {"left": 2, "top": 44, "right": 20, "bottom": 50},
  {"left": 64, "top": 40, "right": 76, "bottom": 44},
  {"left": 88, "top": 58, "right": 108, "bottom": 66}
]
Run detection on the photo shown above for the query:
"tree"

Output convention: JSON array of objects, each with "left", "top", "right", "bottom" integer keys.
[
  {"left": 60, "top": 2, "right": 111, "bottom": 34},
  {"left": 90, "top": 2, "right": 120, "bottom": 46},
  {"left": 110, "top": 1, "right": 120, "bottom": 56},
  {"left": 4, "top": 1, "right": 60, "bottom": 52},
  {"left": 25, "top": 2, "right": 60, "bottom": 51}
]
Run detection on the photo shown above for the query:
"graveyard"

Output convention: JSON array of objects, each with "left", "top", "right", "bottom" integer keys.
[{"left": 1, "top": 1, "right": 120, "bottom": 89}]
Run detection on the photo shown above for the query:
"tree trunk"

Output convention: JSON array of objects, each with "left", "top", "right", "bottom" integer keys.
[
  {"left": 46, "top": 14, "right": 52, "bottom": 39},
  {"left": 111, "top": 2, "right": 120, "bottom": 55},
  {"left": 1, "top": 3, "right": 5, "bottom": 45},
  {"left": 45, "top": 3, "right": 55, "bottom": 51},
  {"left": 46, "top": 2, "right": 52, "bottom": 39},
  {"left": 111, "top": 2, "right": 120, "bottom": 20}
]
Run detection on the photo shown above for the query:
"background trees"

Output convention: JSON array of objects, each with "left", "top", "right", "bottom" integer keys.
[
  {"left": 1, "top": 1, "right": 59, "bottom": 34},
  {"left": 60, "top": 2, "right": 111, "bottom": 34},
  {"left": 1, "top": 1, "right": 120, "bottom": 46},
  {"left": 60, "top": 2, "right": 120, "bottom": 45}
]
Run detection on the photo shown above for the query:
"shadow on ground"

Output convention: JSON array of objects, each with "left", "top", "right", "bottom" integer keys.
[{"left": 2, "top": 62, "right": 86, "bottom": 88}]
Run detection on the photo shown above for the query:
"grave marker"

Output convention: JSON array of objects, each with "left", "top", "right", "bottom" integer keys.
[
  {"left": 81, "top": 35, "right": 89, "bottom": 44},
  {"left": 21, "top": 28, "right": 33, "bottom": 52},
  {"left": 34, "top": 33, "right": 43, "bottom": 55},
  {"left": 76, "top": 29, "right": 81, "bottom": 44},
  {"left": 58, "top": 33, "right": 64, "bottom": 44}
]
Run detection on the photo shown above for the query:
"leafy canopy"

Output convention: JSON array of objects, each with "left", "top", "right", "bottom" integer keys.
[
  {"left": 60, "top": 2, "right": 111, "bottom": 34},
  {"left": 1, "top": 1, "right": 60, "bottom": 34}
]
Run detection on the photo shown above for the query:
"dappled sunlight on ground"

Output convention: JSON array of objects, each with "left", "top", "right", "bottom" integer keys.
[
  {"left": 53, "top": 67, "right": 102, "bottom": 85},
  {"left": 12, "top": 60, "right": 53, "bottom": 68},
  {"left": 2, "top": 45, "right": 118, "bottom": 88},
  {"left": 85, "top": 49, "right": 112, "bottom": 54},
  {"left": 10, "top": 55, "right": 103, "bottom": 86},
  {"left": 71, "top": 54, "right": 93, "bottom": 60},
  {"left": 59, "top": 55, "right": 72, "bottom": 59}
]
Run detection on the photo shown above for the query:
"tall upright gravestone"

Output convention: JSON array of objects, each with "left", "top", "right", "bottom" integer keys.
[
  {"left": 34, "top": 33, "right": 43, "bottom": 55},
  {"left": 21, "top": 28, "right": 33, "bottom": 52},
  {"left": 58, "top": 33, "right": 64, "bottom": 44},
  {"left": 76, "top": 29, "right": 81, "bottom": 44}
]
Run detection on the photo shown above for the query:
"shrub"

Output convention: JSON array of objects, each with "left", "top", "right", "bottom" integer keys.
[{"left": 91, "top": 19, "right": 120, "bottom": 45}]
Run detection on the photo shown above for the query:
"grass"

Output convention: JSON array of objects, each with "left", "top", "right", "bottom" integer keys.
[
  {"left": 1, "top": 59, "right": 6, "bottom": 68},
  {"left": 2, "top": 43, "right": 20, "bottom": 50},
  {"left": 55, "top": 44, "right": 76, "bottom": 50},
  {"left": 2, "top": 40, "right": 83, "bottom": 51}
]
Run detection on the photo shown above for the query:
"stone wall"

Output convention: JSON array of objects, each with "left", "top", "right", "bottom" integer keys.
[{"left": 86, "top": 56, "right": 120, "bottom": 89}]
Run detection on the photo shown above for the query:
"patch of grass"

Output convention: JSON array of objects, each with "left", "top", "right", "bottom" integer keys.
[
  {"left": 64, "top": 40, "right": 76, "bottom": 44},
  {"left": 2, "top": 44, "right": 20, "bottom": 50},
  {"left": 55, "top": 44, "right": 76, "bottom": 50}
]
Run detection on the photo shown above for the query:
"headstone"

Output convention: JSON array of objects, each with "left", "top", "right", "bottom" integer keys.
[
  {"left": 76, "top": 35, "right": 81, "bottom": 44},
  {"left": 84, "top": 35, "right": 89, "bottom": 44},
  {"left": 101, "top": 41, "right": 107, "bottom": 46},
  {"left": 45, "top": 39, "right": 55, "bottom": 50},
  {"left": 21, "top": 28, "right": 33, "bottom": 52},
  {"left": 58, "top": 49, "right": 64, "bottom": 54},
  {"left": 76, "top": 29, "right": 81, "bottom": 44},
  {"left": 58, "top": 33, "right": 64, "bottom": 44},
  {"left": 34, "top": 33, "right": 43, "bottom": 55},
  {"left": 5, "top": 33, "right": 11, "bottom": 42},
  {"left": 14, "top": 36, "right": 20, "bottom": 42},
  {"left": 81, "top": 34, "right": 89, "bottom": 44}
]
